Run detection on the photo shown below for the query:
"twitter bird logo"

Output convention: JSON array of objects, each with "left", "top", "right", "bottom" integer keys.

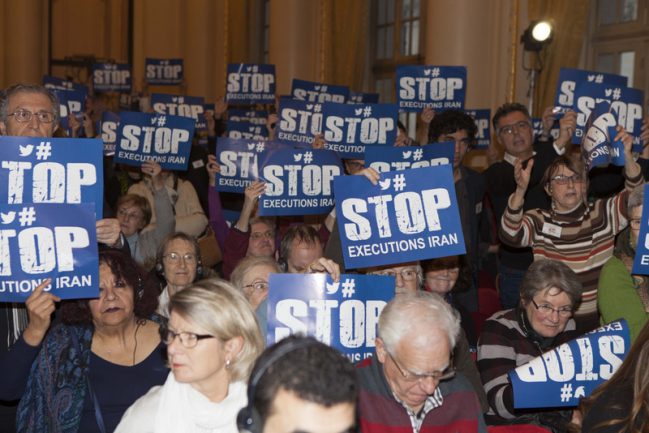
[
  {"left": 0, "top": 212, "right": 16, "bottom": 224},
  {"left": 574, "top": 386, "right": 586, "bottom": 398},
  {"left": 325, "top": 281, "right": 340, "bottom": 295},
  {"left": 354, "top": 108, "right": 363, "bottom": 116},
  {"left": 293, "top": 154, "right": 303, "bottom": 162},
  {"left": 19, "top": 144, "right": 34, "bottom": 157},
  {"left": 247, "top": 143, "right": 256, "bottom": 150},
  {"left": 378, "top": 179, "right": 391, "bottom": 190},
  {"left": 402, "top": 151, "right": 412, "bottom": 159}
]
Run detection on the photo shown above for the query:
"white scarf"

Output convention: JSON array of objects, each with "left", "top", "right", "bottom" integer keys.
[{"left": 154, "top": 373, "right": 247, "bottom": 433}]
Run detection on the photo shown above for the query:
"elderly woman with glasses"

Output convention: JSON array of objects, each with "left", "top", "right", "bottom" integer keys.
[
  {"left": 500, "top": 126, "right": 642, "bottom": 333},
  {"left": 156, "top": 232, "right": 204, "bottom": 318},
  {"left": 477, "top": 259, "right": 581, "bottom": 432},
  {"left": 230, "top": 256, "right": 281, "bottom": 334},
  {"left": 116, "top": 280, "right": 264, "bottom": 433},
  {"left": 598, "top": 185, "right": 649, "bottom": 343}
]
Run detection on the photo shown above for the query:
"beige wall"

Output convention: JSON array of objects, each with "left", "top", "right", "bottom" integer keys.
[{"left": 1, "top": 0, "right": 535, "bottom": 111}]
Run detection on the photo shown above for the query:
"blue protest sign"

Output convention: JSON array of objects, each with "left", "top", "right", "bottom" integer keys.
[
  {"left": 322, "top": 102, "right": 398, "bottom": 158},
  {"left": 396, "top": 65, "right": 467, "bottom": 112},
  {"left": 632, "top": 184, "right": 649, "bottom": 275},
  {"left": 92, "top": 63, "right": 132, "bottom": 93},
  {"left": 0, "top": 203, "right": 99, "bottom": 302},
  {"left": 257, "top": 148, "right": 343, "bottom": 216},
  {"left": 364, "top": 142, "right": 454, "bottom": 173},
  {"left": 267, "top": 273, "right": 395, "bottom": 362},
  {"left": 510, "top": 320, "right": 630, "bottom": 408},
  {"left": 215, "top": 138, "right": 287, "bottom": 193},
  {"left": 226, "top": 63, "right": 276, "bottom": 104},
  {"left": 554, "top": 68, "right": 628, "bottom": 116},
  {"left": 151, "top": 93, "right": 206, "bottom": 131},
  {"left": 0, "top": 137, "right": 104, "bottom": 218},
  {"left": 333, "top": 165, "right": 466, "bottom": 269},
  {"left": 573, "top": 82, "right": 644, "bottom": 148},
  {"left": 100, "top": 111, "right": 120, "bottom": 156},
  {"left": 52, "top": 88, "right": 87, "bottom": 132},
  {"left": 291, "top": 79, "right": 350, "bottom": 103},
  {"left": 229, "top": 109, "right": 268, "bottom": 125},
  {"left": 466, "top": 109, "right": 491, "bottom": 149},
  {"left": 349, "top": 92, "right": 380, "bottom": 104},
  {"left": 581, "top": 101, "right": 626, "bottom": 170},
  {"left": 114, "top": 111, "right": 195, "bottom": 171},
  {"left": 532, "top": 118, "right": 560, "bottom": 142},
  {"left": 227, "top": 121, "right": 269, "bottom": 140},
  {"left": 145, "top": 58, "right": 184, "bottom": 85},
  {"left": 43, "top": 75, "right": 88, "bottom": 94},
  {"left": 276, "top": 98, "right": 324, "bottom": 147}
]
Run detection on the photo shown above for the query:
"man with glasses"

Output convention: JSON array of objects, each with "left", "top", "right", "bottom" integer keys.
[
  {"left": 357, "top": 291, "right": 487, "bottom": 433},
  {"left": 221, "top": 178, "right": 278, "bottom": 279},
  {"left": 0, "top": 83, "right": 125, "bottom": 432},
  {"left": 484, "top": 103, "right": 576, "bottom": 310}
]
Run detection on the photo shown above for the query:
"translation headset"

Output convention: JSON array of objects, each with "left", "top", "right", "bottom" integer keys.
[
  {"left": 155, "top": 255, "right": 204, "bottom": 280},
  {"left": 236, "top": 338, "right": 320, "bottom": 433}
]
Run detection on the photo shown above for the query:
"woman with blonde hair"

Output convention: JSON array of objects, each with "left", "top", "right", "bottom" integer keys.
[{"left": 116, "top": 279, "right": 264, "bottom": 433}]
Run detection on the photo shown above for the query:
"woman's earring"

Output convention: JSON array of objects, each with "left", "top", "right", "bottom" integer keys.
[{"left": 225, "top": 359, "right": 231, "bottom": 369}]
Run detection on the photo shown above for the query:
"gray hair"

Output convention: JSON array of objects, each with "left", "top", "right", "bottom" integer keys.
[
  {"left": 519, "top": 259, "right": 582, "bottom": 307},
  {"left": 169, "top": 279, "right": 264, "bottom": 382},
  {"left": 628, "top": 185, "right": 645, "bottom": 214},
  {"left": 379, "top": 291, "right": 460, "bottom": 352},
  {"left": 0, "top": 83, "right": 60, "bottom": 122},
  {"left": 230, "top": 255, "right": 281, "bottom": 292}
]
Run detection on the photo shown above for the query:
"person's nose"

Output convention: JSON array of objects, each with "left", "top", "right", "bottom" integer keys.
[{"left": 418, "top": 376, "right": 439, "bottom": 395}]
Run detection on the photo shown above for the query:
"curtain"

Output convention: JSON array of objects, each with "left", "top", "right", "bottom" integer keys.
[{"left": 528, "top": 0, "right": 591, "bottom": 116}]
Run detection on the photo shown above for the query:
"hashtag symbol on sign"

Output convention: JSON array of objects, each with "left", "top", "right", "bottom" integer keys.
[
  {"left": 559, "top": 384, "right": 573, "bottom": 402},
  {"left": 256, "top": 143, "right": 265, "bottom": 152},
  {"left": 363, "top": 106, "right": 372, "bottom": 118},
  {"left": 313, "top": 104, "right": 321, "bottom": 113},
  {"left": 156, "top": 116, "right": 167, "bottom": 127},
  {"left": 432, "top": 68, "right": 440, "bottom": 77},
  {"left": 35, "top": 142, "right": 52, "bottom": 161},
  {"left": 612, "top": 88, "right": 621, "bottom": 100},
  {"left": 393, "top": 174, "right": 406, "bottom": 191},
  {"left": 596, "top": 74, "right": 603, "bottom": 83},
  {"left": 303, "top": 151, "right": 313, "bottom": 164},
  {"left": 341, "top": 279, "right": 356, "bottom": 298},
  {"left": 413, "top": 148, "right": 423, "bottom": 161},
  {"left": 18, "top": 207, "right": 36, "bottom": 227}
]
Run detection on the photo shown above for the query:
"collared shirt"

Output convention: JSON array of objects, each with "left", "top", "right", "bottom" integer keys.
[
  {"left": 392, "top": 387, "right": 444, "bottom": 433},
  {"left": 503, "top": 140, "right": 565, "bottom": 166}
]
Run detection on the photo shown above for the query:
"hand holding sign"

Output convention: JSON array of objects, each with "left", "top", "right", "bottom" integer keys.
[
  {"left": 557, "top": 110, "right": 577, "bottom": 148},
  {"left": 95, "top": 218, "right": 122, "bottom": 248},
  {"left": 22, "top": 279, "right": 59, "bottom": 346},
  {"left": 207, "top": 154, "right": 221, "bottom": 187},
  {"left": 307, "top": 258, "right": 341, "bottom": 282}
]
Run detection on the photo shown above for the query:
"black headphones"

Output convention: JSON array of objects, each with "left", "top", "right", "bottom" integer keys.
[{"left": 237, "top": 337, "right": 320, "bottom": 433}]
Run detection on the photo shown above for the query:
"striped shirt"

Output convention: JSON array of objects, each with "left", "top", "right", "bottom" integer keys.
[
  {"left": 477, "top": 308, "right": 577, "bottom": 424},
  {"left": 499, "top": 171, "right": 642, "bottom": 332}
]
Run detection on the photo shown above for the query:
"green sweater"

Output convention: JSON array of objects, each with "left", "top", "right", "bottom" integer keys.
[{"left": 598, "top": 256, "right": 649, "bottom": 342}]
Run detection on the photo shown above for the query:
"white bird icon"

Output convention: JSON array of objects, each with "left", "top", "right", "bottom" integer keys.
[
  {"left": 18, "top": 144, "right": 34, "bottom": 157},
  {"left": 0, "top": 212, "right": 16, "bottom": 224},
  {"left": 293, "top": 154, "right": 302, "bottom": 162},
  {"left": 325, "top": 281, "right": 340, "bottom": 295},
  {"left": 402, "top": 151, "right": 412, "bottom": 159},
  {"left": 378, "top": 179, "right": 391, "bottom": 190}
]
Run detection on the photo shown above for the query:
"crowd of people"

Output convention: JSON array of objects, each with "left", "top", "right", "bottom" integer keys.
[{"left": 0, "top": 80, "right": 648, "bottom": 433}]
